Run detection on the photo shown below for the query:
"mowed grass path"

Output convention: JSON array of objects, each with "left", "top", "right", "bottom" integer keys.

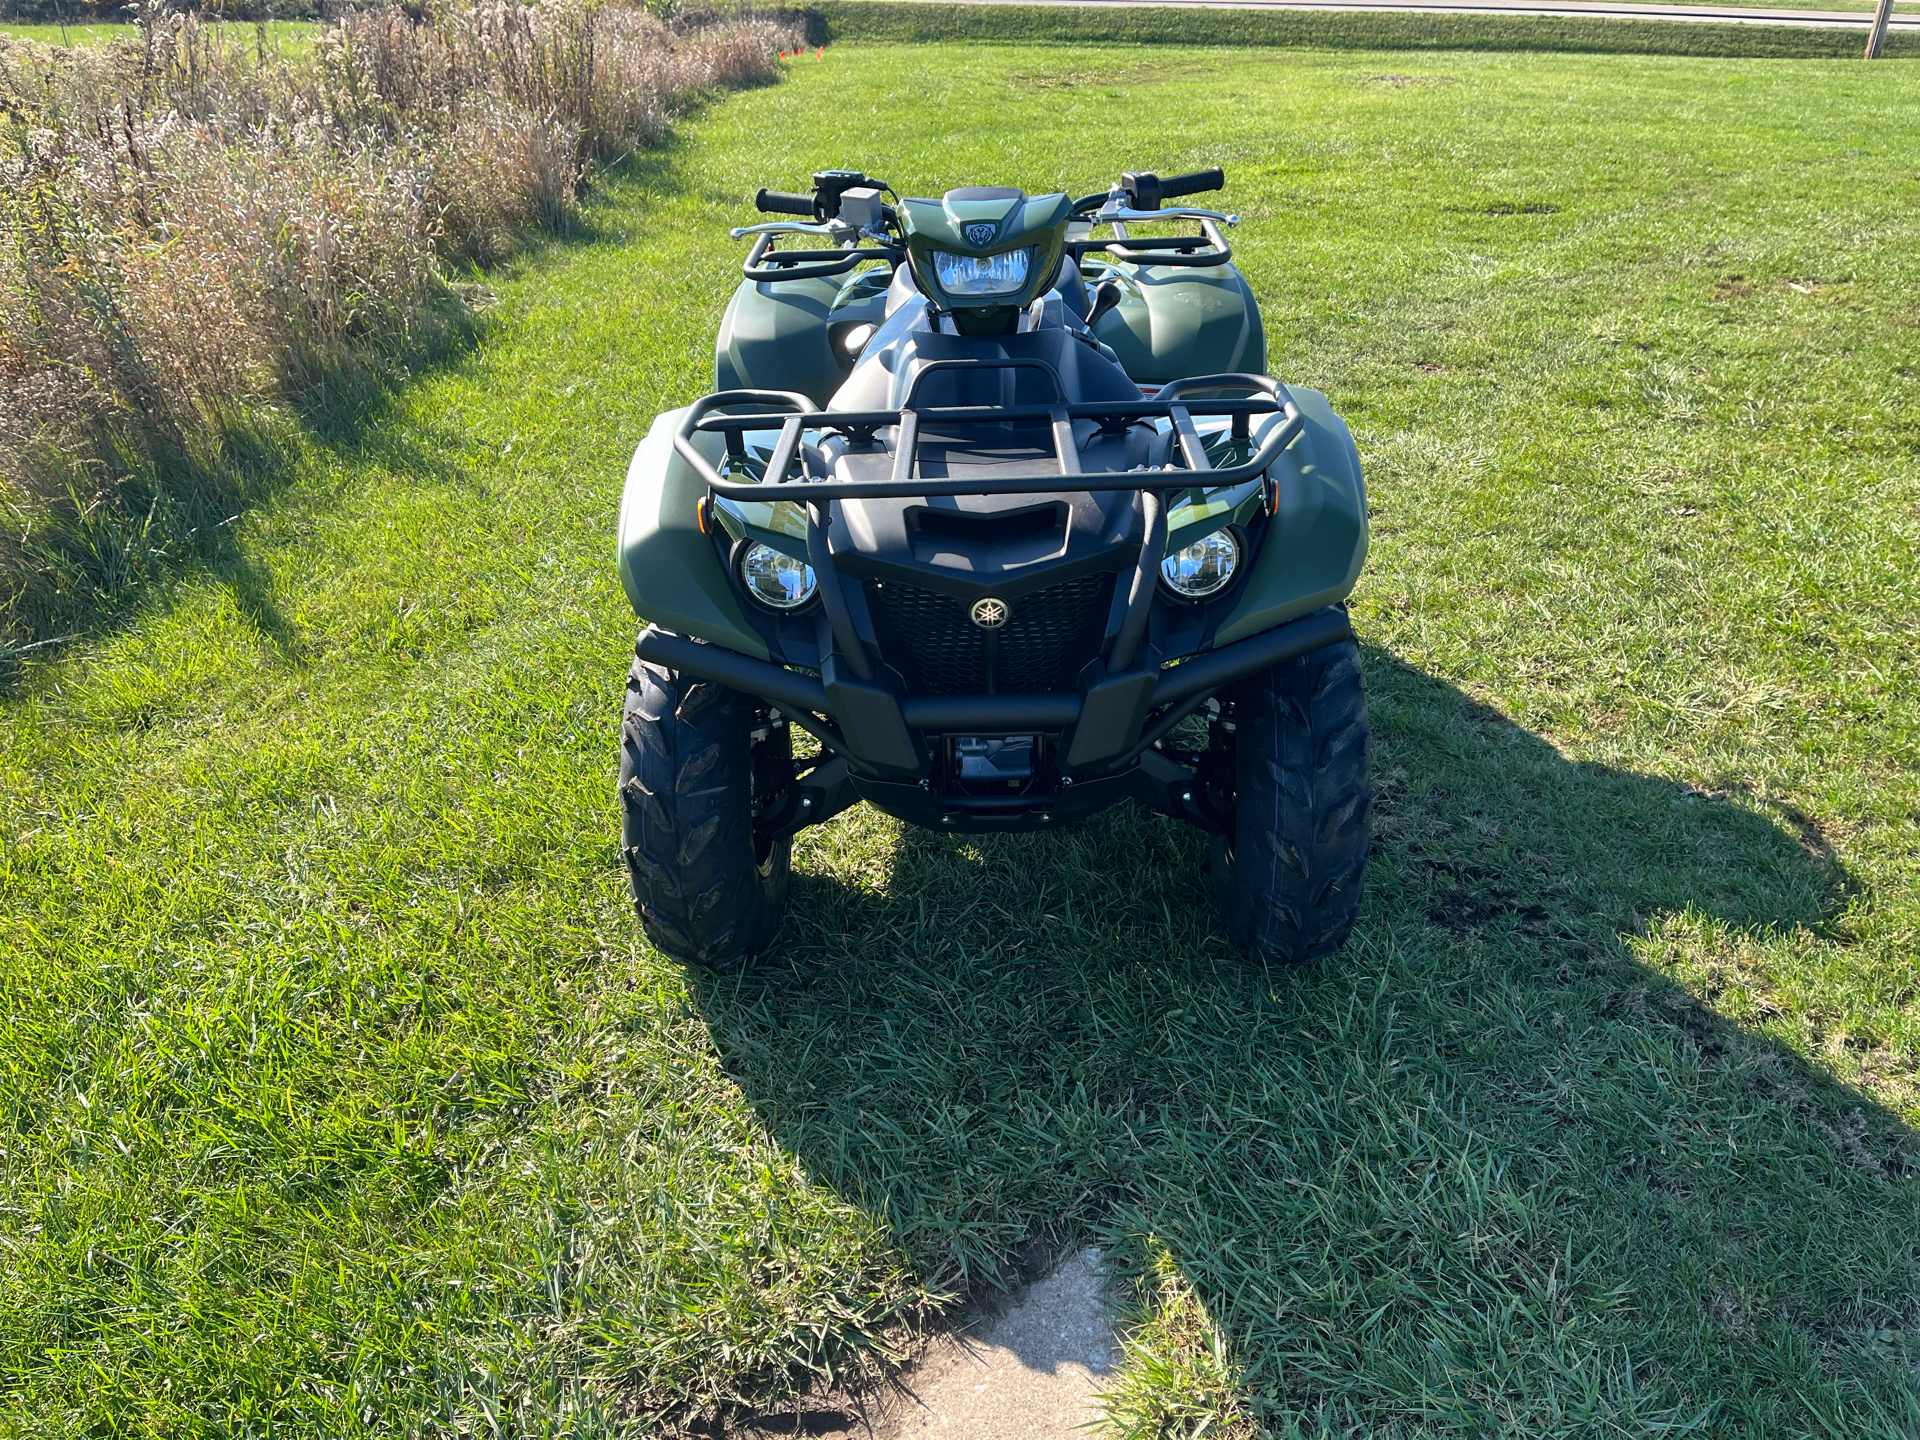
[{"left": 3, "top": 43, "right": 1918, "bottom": 1438}]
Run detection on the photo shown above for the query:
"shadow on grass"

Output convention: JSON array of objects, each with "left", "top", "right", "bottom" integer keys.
[
  {"left": 0, "top": 296, "right": 491, "bottom": 691},
  {"left": 0, "top": 131, "right": 701, "bottom": 692},
  {"left": 690, "top": 650, "right": 1920, "bottom": 1436}
]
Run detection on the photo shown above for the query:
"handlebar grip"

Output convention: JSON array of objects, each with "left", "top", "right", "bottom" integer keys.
[
  {"left": 1120, "top": 168, "right": 1223, "bottom": 211},
  {"left": 1159, "top": 167, "right": 1224, "bottom": 200},
  {"left": 755, "top": 188, "right": 816, "bottom": 217}
]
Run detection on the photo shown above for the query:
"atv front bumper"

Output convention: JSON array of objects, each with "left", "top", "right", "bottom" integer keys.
[{"left": 635, "top": 606, "right": 1351, "bottom": 836}]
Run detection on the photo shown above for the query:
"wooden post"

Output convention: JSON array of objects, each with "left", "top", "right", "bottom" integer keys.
[{"left": 1866, "top": 0, "right": 1896, "bottom": 58}]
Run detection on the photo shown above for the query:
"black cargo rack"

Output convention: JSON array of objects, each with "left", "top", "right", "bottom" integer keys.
[
  {"left": 658, "top": 364, "right": 1323, "bottom": 797},
  {"left": 672, "top": 365, "right": 1303, "bottom": 504}
]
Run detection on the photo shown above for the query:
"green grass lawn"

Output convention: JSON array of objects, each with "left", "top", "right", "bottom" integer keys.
[
  {"left": 0, "top": 21, "right": 128, "bottom": 43},
  {"left": 3, "top": 40, "right": 1919, "bottom": 1439},
  {"left": 0, "top": 19, "right": 322, "bottom": 48},
  {"left": 812, "top": 0, "right": 1920, "bottom": 54}
]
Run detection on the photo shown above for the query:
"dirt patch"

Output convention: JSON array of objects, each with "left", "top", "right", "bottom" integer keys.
[{"left": 1009, "top": 64, "right": 1177, "bottom": 90}]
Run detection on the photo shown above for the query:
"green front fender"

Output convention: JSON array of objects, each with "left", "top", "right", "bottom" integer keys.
[
  {"left": 1212, "top": 386, "right": 1367, "bottom": 647},
  {"left": 616, "top": 409, "right": 770, "bottom": 659}
]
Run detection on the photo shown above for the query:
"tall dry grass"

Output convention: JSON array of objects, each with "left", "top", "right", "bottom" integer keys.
[{"left": 0, "top": 1, "right": 799, "bottom": 654}]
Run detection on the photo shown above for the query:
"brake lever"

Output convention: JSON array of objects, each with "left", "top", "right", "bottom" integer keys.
[
  {"left": 730, "top": 219, "right": 847, "bottom": 241},
  {"left": 1093, "top": 202, "right": 1239, "bottom": 227}
]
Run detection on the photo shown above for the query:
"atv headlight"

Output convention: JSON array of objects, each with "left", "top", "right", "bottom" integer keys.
[
  {"left": 931, "top": 247, "right": 1031, "bottom": 297},
  {"left": 1160, "top": 527, "right": 1241, "bottom": 600},
  {"left": 738, "top": 542, "right": 817, "bottom": 610}
]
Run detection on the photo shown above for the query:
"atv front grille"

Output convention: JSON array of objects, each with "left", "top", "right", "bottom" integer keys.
[{"left": 867, "top": 572, "right": 1113, "bottom": 696}]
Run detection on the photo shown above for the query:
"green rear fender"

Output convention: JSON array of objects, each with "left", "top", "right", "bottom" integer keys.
[
  {"left": 1092, "top": 262, "right": 1266, "bottom": 385},
  {"left": 1213, "top": 386, "right": 1367, "bottom": 646},
  {"left": 616, "top": 409, "right": 770, "bottom": 659}
]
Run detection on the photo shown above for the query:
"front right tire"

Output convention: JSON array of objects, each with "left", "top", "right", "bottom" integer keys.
[{"left": 1212, "top": 631, "right": 1372, "bottom": 965}]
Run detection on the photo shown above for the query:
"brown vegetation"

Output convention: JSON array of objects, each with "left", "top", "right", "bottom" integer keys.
[{"left": 0, "top": 2, "right": 797, "bottom": 652}]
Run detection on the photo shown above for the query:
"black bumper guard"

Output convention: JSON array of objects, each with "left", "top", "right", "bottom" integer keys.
[
  {"left": 634, "top": 606, "right": 1353, "bottom": 744},
  {"left": 636, "top": 605, "right": 1354, "bottom": 836}
]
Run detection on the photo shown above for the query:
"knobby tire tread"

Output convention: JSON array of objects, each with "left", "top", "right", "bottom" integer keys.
[
  {"left": 1216, "top": 629, "right": 1372, "bottom": 965},
  {"left": 619, "top": 646, "right": 790, "bottom": 967}
]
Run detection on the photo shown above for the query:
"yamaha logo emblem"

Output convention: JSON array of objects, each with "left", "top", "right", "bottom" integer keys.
[
  {"left": 970, "top": 597, "right": 1010, "bottom": 628},
  {"left": 964, "top": 222, "right": 997, "bottom": 247}
]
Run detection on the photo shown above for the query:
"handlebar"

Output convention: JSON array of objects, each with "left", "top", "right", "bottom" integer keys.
[
  {"left": 1121, "top": 167, "right": 1223, "bottom": 210},
  {"left": 756, "top": 188, "right": 817, "bottom": 218},
  {"left": 757, "top": 172, "right": 892, "bottom": 224},
  {"left": 743, "top": 168, "right": 1234, "bottom": 283}
]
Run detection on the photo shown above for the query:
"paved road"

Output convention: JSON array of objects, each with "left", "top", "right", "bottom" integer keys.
[{"left": 906, "top": 0, "right": 1920, "bottom": 31}]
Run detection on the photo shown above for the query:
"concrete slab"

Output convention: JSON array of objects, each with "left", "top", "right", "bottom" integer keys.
[
  {"left": 740, "top": 1248, "right": 1122, "bottom": 1440},
  {"left": 879, "top": 1248, "right": 1121, "bottom": 1438}
]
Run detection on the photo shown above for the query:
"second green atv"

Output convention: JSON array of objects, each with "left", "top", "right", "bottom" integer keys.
[{"left": 616, "top": 166, "right": 1371, "bottom": 966}]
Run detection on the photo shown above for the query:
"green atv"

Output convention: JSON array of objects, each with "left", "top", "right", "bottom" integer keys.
[{"left": 616, "top": 167, "right": 1371, "bottom": 966}]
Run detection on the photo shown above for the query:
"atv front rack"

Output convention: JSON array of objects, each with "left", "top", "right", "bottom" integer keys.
[
  {"left": 651, "top": 365, "right": 1341, "bottom": 830},
  {"left": 672, "top": 365, "right": 1302, "bottom": 503},
  {"left": 674, "top": 365, "right": 1303, "bottom": 697}
]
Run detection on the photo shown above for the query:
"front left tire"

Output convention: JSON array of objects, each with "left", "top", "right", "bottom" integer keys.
[{"left": 619, "top": 641, "right": 790, "bottom": 967}]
